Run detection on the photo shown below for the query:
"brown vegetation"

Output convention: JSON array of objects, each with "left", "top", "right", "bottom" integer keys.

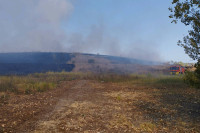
[{"left": 0, "top": 73, "right": 199, "bottom": 132}]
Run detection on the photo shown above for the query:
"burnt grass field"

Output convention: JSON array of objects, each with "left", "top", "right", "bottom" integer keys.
[{"left": 0, "top": 73, "right": 200, "bottom": 132}]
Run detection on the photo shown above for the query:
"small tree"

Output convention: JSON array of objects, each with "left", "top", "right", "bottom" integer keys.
[{"left": 169, "top": 0, "right": 200, "bottom": 88}]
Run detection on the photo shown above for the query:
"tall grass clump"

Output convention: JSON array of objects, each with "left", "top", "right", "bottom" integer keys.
[
  {"left": 93, "top": 73, "right": 187, "bottom": 89},
  {"left": 0, "top": 93, "right": 10, "bottom": 104},
  {"left": 92, "top": 74, "right": 145, "bottom": 83},
  {"left": 155, "top": 75, "right": 186, "bottom": 88},
  {"left": 0, "top": 74, "right": 59, "bottom": 94},
  {"left": 35, "top": 82, "right": 55, "bottom": 92},
  {"left": 0, "top": 77, "right": 17, "bottom": 93}
]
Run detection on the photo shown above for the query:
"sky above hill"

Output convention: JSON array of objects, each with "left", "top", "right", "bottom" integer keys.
[{"left": 0, "top": 0, "right": 195, "bottom": 62}]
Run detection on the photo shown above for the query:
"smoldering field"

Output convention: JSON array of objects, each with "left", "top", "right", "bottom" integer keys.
[{"left": 0, "top": 0, "right": 161, "bottom": 62}]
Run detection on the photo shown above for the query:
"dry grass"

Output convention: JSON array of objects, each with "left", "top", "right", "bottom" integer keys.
[
  {"left": 0, "top": 72, "right": 89, "bottom": 105},
  {"left": 0, "top": 72, "right": 200, "bottom": 132},
  {"left": 102, "top": 75, "right": 200, "bottom": 132}
]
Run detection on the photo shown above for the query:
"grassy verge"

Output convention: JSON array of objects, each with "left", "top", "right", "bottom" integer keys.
[
  {"left": 0, "top": 72, "right": 187, "bottom": 94},
  {"left": 0, "top": 72, "right": 188, "bottom": 105},
  {"left": 91, "top": 73, "right": 186, "bottom": 88},
  {"left": 0, "top": 72, "right": 90, "bottom": 104}
]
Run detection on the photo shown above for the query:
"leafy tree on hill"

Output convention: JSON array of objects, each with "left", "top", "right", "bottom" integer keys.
[{"left": 169, "top": 0, "right": 200, "bottom": 88}]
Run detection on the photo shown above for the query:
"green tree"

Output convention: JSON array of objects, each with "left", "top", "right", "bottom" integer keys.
[
  {"left": 169, "top": 0, "right": 200, "bottom": 88},
  {"left": 169, "top": 0, "right": 200, "bottom": 61}
]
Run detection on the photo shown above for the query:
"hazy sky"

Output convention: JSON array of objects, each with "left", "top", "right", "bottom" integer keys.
[{"left": 0, "top": 0, "right": 194, "bottom": 62}]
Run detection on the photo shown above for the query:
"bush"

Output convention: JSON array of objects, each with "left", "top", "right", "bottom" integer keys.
[
  {"left": 35, "top": 82, "right": 55, "bottom": 92},
  {"left": 183, "top": 61, "right": 200, "bottom": 89},
  {"left": 195, "top": 61, "right": 200, "bottom": 80},
  {"left": 183, "top": 71, "right": 200, "bottom": 88}
]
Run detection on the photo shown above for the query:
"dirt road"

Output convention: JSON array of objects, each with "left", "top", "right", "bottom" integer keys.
[
  {"left": 30, "top": 80, "right": 142, "bottom": 133},
  {"left": 32, "top": 80, "right": 92, "bottom": 132},
  {"left": 30, "top": 80, "right": 127, "bottom": 132}
]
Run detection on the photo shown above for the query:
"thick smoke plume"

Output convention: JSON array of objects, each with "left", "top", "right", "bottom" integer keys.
[
  {"left": 66, "top": 24, "right": 161, "bottom": 61},
  {"left": 0, "top": 0, "right": 72, "bottom": 52},
  {"left": 0, "top": 0, "right": 161, "bottom": 61}
]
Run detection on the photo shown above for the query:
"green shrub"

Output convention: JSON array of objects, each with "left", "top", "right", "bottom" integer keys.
[
  {"left": 35, "top": 82, "right": 55, "bottom": 92},
  {"left": 195, "top": 62, "right": 200, "bottom": 81},
  {"left": 183, "top": 60, "right": 200, "bottom": 89},
  {"left": 183, "top": 71, "right": 200, "bottom": 88}
]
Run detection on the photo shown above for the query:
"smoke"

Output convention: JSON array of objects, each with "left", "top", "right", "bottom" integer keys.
[
  {"left": 67, "top": 24, "right": 121, "bottom": 55},
  {"left": 125, "top": 40, "right": 161, "bottom": 61},
  {"left": 67, "top": 24, "right": 104, "bottom": 53},
  {"left": 0, "top": 0, "right": 161, "bottom": 61},
  {"left": 67, "top": 24, "right": 160, "bottom": 61},
  {"left": 0, "top": 0, "right": 73, "bottom": 52}
]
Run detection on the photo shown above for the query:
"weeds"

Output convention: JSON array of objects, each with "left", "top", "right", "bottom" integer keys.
[
  {"left": 0, "top": 93, "right": 10, "bottom": 104},
  {"left": 25, "top": 87, "right": 32, "bottom": 94},
  {"left": 116, "top": 95, "right": 121, "bottom": 101},
  {"left": 0, "top": 72, "right": 87, "bottom": 96},
  {"left": 0, "top": 77, "right": 17, "bottom": 92},
  {"left": 92, "top": 73, "right": 187, "bottom": 89},
  {"left": 35, "top": 82, "right": 55, "bottom": 92},
  {"left": 0, "top": 72, "right": 188, "bottom": 96},
  {"left": 139, "top": 122, "right": 156, "bottom": 132}
]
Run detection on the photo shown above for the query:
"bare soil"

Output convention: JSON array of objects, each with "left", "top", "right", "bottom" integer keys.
[{"left": 0, "top": 80, "right": 200, "bottom": 133}]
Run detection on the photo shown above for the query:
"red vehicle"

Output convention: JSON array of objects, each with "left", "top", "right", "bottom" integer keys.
[{"left": 170, "top": 65, "right": 185, "bottom": 75}]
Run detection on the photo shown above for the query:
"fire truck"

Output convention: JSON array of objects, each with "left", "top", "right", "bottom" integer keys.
[{"left": 170, "top": 65, "right": 185, "bottom": 75}]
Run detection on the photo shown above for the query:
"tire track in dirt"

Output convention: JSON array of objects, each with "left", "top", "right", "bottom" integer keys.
[{"left": 32, "top": 80, "right": 88, "bottom": 133}]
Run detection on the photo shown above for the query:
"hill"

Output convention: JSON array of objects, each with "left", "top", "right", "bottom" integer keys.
[
  {"left": 0, "top": 52, "right": 163, "bottom": 75},
  {"left": 0, "top": 53, "right": 75, "bottom": 75}
]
